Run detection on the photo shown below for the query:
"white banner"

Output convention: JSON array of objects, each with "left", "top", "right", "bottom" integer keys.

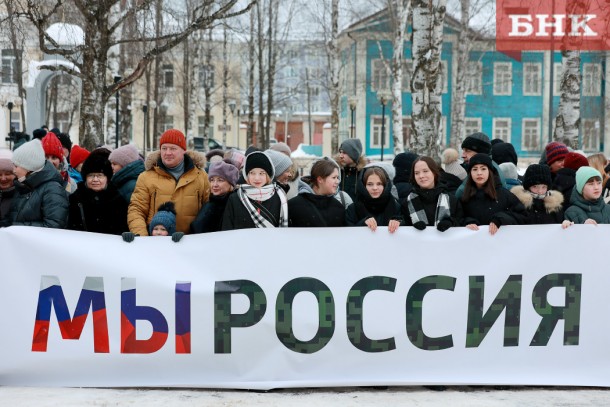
[{"left": 0, "top": 225, "right": 608, "bottom": 389}]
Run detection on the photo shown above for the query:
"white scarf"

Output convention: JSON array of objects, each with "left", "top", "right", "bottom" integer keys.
[{"left": 238, "top": 184, "right": 288, "bottom": 227}]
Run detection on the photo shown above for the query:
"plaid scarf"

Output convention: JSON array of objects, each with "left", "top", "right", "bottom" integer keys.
[
  {"left": 238, "top": 184, "right": 288, "bottom": 227},
  {"left": 406, "top": 190, "right": 451, "bottom": 226}
]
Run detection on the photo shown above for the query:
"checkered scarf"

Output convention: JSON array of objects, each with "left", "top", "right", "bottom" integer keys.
[
  {"left": 238, "top": 184, "right": 288, "bottom": 227},
  {"left": 406, "top": 191, "right": 451, "bottom": 226}
]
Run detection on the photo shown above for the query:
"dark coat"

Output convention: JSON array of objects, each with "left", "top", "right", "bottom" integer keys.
[
  {"left": 339, "top": 156, "right": 367, "bottom": 202},
  {"left": 68, "top": 182, "right": 128, "bottom": 234},
  {"left": 7, "top": 160, "right": 69, "bottom": 228},
  {"left": 401, "top": 185, "right": 463, "bottom": 227},
  {"left": 221, "top": 189, "right": 282, "bottom": 230},
  {"left": 346, "top": 173, "right": 401, "bottom": 227},
  {"left": 288, "top": 179, "right": 346, "bottom": 227},
  {"left": 111, "top": 159, "right": 145, "bottom": 203},
  {"left": 565, "top": 186, "right": 610, "bottom": 224},
  {"left": 0, "top": 187, "right": 16, "bottom": 223},
  {"left": 461, "top": 187, "right": 526, "bottom": 227},
  {"left": 439, "top": 171, "right": 463, "bottom": 195},
  {"left": 552, "top": 167, "right": 576, "bottom": 210},
  {"left": 190, "top": 193, "right": 230, "bottom": 233},
  {"left": 510, "top": 185, "right": 565, "bottom": 225}
]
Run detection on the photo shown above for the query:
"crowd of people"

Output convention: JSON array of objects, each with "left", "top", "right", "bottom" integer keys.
[{"left": 1, "top": 127, "right": 609, "bottom": 241}]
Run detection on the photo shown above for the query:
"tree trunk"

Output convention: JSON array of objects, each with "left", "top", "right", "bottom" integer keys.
[
  {"left": 410, "top": 0, "right": 447, "bottom": 157},
  {"left": 554, "top": 50, "right": 581, "bottom": 147},
  {"left": 449, "top": 0, "right": 470, "bottom": 147},
  {"left": 328, "top": 0, "right": 340, "bottom": 155}
]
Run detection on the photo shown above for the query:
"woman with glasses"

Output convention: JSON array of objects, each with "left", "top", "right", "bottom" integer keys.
[{"left": 67, "top": 150, "right": 128, "bottom": 234}]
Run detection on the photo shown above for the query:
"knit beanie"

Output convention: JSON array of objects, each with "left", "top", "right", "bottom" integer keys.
[
  {"left": 208, "top": 160, "right": 239, "bottom": 187},
  {"left": 206, "top": 149, "right": 225, "bottom": 163},
  {"left": 149, "top": 202, "right": 177, "bottom": 235},
  {"left": 461, "top": 132, "right": 491, "bottom": 155},
  {"left": 563, "top": 152, "right": 589, "bottom": 171},
  {"left": 499, "top": 162, "right": 519, "bottom": 180},
  {"left": 266, "top": 149, "right": 293, "bottom": 177},
  {"left": 575, "top": 166, "right": 602, "bottom": 195},
  {"left": 12, "top": 139, "right": 46, "bottom": 172},
  {"left": 469, "top": 153, "right": 496, "bottom": 173},
  {"left": 81, "top": 150, "right": 113, "bottom": 180},
  {"left": 32, "top": 128, "right": 47, "bottom": 140},
  {"left": 340, "top": 138, "right": 363, "bottom": 163},
  {"left": 491, "top": 142, "right": 518, "bottom": 165},
  {"left": 159, "top": 129, "right": 186, "bottom": 150},
  {"left": 42, "top": 132, "right": 64, "bottom": 160},
  {"left": 70, "top": 145, "right": 90, "bottom": 168},
  {"left": 245, "top": 145, "right": 261, "bottom": 156},
  {"left": 0, "top": 149, "right": 13, "bottom": 172},
  {"left": 545, "top": 142, "right": 569, "bottom": 166},
  {"left": 108, "top": 144, "right": 140, "bottom": 168},
  {"left": 441, "top": 148, "right": 467, "bottom": 181},
  {"left": 224, "top": 149, "right": 245, "bottom": 169},
  {"left": 243, "top": 151, "right": 275, "bottom": 180},
  {"left": 269, "top": 142, "right": 292, "bottom": 157},
  {"left": 57, "top": 133, "right": 72, "bottom": 152},
  {"left": 523, "top": 164, "right": 552, "bottom": 190}
]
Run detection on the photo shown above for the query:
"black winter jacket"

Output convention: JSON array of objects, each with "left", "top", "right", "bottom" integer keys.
[
  {"left": 288, "top": 179, "right": 346, "bottom": 227},
  {"left": 191, "top": 193, "right": 230, "bottom": 233},
  {"left": 461, "top": 187, "right": 526, "bottom": 227},
  {"left": 221, "top": 188, "right": 283, "bottom": 230},
  {"left": 552, "top": 167, "right": 576, "bottom": 210},
  {"left": 510, "top": 185, "right": 565, "bottom": 225},
  {"left": 401, "top": 186, "right": 463, "bottom": 227},
  {"left": 7, "top": 161, "right": 69, "bottom": 228},
  {"left": 68, "top": 182, "right": 128, "bottom": 234},
  {"left": 346, "top": 173, "right": 401, "bottom": 227}
]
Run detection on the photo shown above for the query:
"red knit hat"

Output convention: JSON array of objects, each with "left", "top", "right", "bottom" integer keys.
[
  {"left": 70, "top": 145, "right": 90, "bottom": 168},
  {"left": 41, "top": 132, "right": 64, "bottom": 160},
  {"left": 159, "top": 129, "right": 186, "bottom": 150},
  {"left": 563, "top": 152, "right": 589, "bottom": 171},
  {"left": 545, "top": 142, "right": 569, "bottom": 166}
]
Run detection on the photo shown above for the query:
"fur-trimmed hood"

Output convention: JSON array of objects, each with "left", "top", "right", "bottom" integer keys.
[
  {"left": 333, "top": 153, "right": 367, "bottom": 171},
  {"left": 144, "top": 150, "right": 207, "bottom": 171},
  {"left": 511, "top": 185, "right": 564, "bottom": 213}
]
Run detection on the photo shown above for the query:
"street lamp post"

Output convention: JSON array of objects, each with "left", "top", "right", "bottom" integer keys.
[
  {"left": 5, "top": 102, "right": 14, "bottom": 149},
  {"left": 114, "top": 76, "right": 121, "bottom": 149},
  {"left": 228, "top": 100, "right": 236, "bottom": 149},
  {"left": 348, "top": 96, "right": 357, "bottom": 139},
  {"left": 377, "top": 91, "right": 391, "bottom": 162},
  {"left": 142, "top": 104, "right": 148, "bottom": 157}
]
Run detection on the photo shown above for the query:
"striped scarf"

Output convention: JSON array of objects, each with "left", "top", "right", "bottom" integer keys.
[
  {"left": 406, "top": 191, "right": 451, "bottom": 226},
  {"left": 238, "top": 184, "right": 288, "bottom": 227}
]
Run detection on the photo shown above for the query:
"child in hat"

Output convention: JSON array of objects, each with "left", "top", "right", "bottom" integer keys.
[
  {"left": 564, "top": 166, "right": 610, "bottom": 225},
  {"left": 510, "top": 164, "right": 565, "bottom": 225},
  {"left": 122, "top": 201, "right": 183, "bottom": 242}
]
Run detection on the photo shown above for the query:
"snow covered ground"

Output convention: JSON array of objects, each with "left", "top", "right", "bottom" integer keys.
[{"left": 2, "top": 386, "right": 609, "bottom": 406}]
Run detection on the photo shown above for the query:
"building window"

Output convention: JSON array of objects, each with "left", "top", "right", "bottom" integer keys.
[
  {"left": 199, "top": 65, "right": 215, "bottom": 88},
  {"left": 371, "top": 59, "right": 389, "bottom": 91},
  {"left": 493, "top": 118, "right": 511, "bottom": 142},
  {"left": 370, "top": 116, "right": 390, "bottom": 148},
  {"left": 582, "top": 119, "right": 600, "bottom": 151},
  {"left": 162, "top": 64, "right": 174, "bottom": 88},
  {"left": 464, "top": 118, "right": 482, "bottom": 136},
  {"left": 553, "top": 62, "right": 562, "bottom": 95},
  {"left": 441, "top": 60, "right": 448, "bottom": 94},
  {"left": 493, "top": 62, "right": 512, "bottom": 95},
  {"left": 160, "top": 115, "right": 174, "bottom": 133},
  {"left": 1, "top": 49, "right": 18, "bottom": 84},
  {"left": 523, "top": 62, "right": 541, "bottom": 96},
  {"left": 56, "top": 112, "right": 70, "bottom": 134},
  {"left": 198, "top": 115, "right": 214, "bottom": 138},
  {"left": 466, "top": 61, "right": 482, "bottom": 95},
  {"left": 521, "top": 118, "right": 541, "bottom": 151},
  {"left": 583, "top": 63, "right": 601, "bottom": 96},
  {"left": 9, "top": 111, "right": 21, "bottom": 131},
  {"left": 401, "top": 59, "right": 413, "bottom": 92},
  {"left": 402, "top": 116, "right": 413, "bottom": 147}
]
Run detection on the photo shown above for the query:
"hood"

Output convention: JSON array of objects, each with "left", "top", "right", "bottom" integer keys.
[
  {"left": 297, "top": 177, "right": 316, "bottom": 195},
  {"left": 20, "top": 160, "right": 64, "bottom": 190},
  {"left": 511, "top": 185, "right": 564, "bottom": 212},
  {"left": 334, "top": 153, "right": 367, "bottom": 171},
  {"left": 144, "top": 150, "right": 207, "bottom": 171},
  {"left": 569, "top": 184, "right": 605, "bottom": 212}
]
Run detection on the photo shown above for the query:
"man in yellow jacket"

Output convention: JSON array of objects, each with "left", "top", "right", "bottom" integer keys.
[{"left": 128, "top": 129, "right": 210, "bottom": 235}]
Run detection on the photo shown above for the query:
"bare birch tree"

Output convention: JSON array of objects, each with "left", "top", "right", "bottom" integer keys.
[
  {"left": 410, "top": 0, "right": 447, "bottom": 157},
  {"left": 9, "top": 0, "right": 254, "bottom": 150}
]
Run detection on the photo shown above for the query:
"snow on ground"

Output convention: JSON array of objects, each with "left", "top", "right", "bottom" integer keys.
[{"left": 1, "top": 386, "right": 609, "bottom": 406}]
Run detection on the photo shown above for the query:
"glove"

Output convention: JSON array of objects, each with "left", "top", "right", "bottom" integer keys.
[
  {"left": 172, "top": 232, "right": 185, "bottom": 243},
  {"left": 436, "top": 219, "right": 452, "bottom": 232},
  {"left": 413, "top": 221, "right": 427, "bottom": 231},
  {"left": 122, "top": 232, "right": 138, "bottom": 243}
]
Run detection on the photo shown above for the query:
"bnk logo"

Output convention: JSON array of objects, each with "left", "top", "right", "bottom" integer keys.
[{"left": 496, "top": 0, "right": 610, "bottom": 51}]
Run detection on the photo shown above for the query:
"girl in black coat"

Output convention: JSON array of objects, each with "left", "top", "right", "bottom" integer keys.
[
  {"left": 288, "top": 158, "right": 347, "bottom": 227},
  {"left": 461, "top": 154, "right": 525, "bottom": 235},
  {"left": 401, "top": 156, "right": 462, "bottom": 231},
  {"left": 68, "top": 152, "right": 128, "bottom": 235},
  {"left": 346, "top": 166, "right": 401, "bottom": 232},
  {"left": 222, "top": 151, "right": 288, "bottom": 230},
  {"left": 191, "top": 161, "right": 239, "bottom": 233},
  {"left": 510, "top": 164, "right": 565, "bottom": 225}
]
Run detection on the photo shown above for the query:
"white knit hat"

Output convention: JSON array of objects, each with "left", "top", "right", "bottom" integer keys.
[
  {"left": 12, "top": 139, "right": 46, "bottom": 172},
  {"left": 0, "top": 148, "right": 13, "bottom": 172}
]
